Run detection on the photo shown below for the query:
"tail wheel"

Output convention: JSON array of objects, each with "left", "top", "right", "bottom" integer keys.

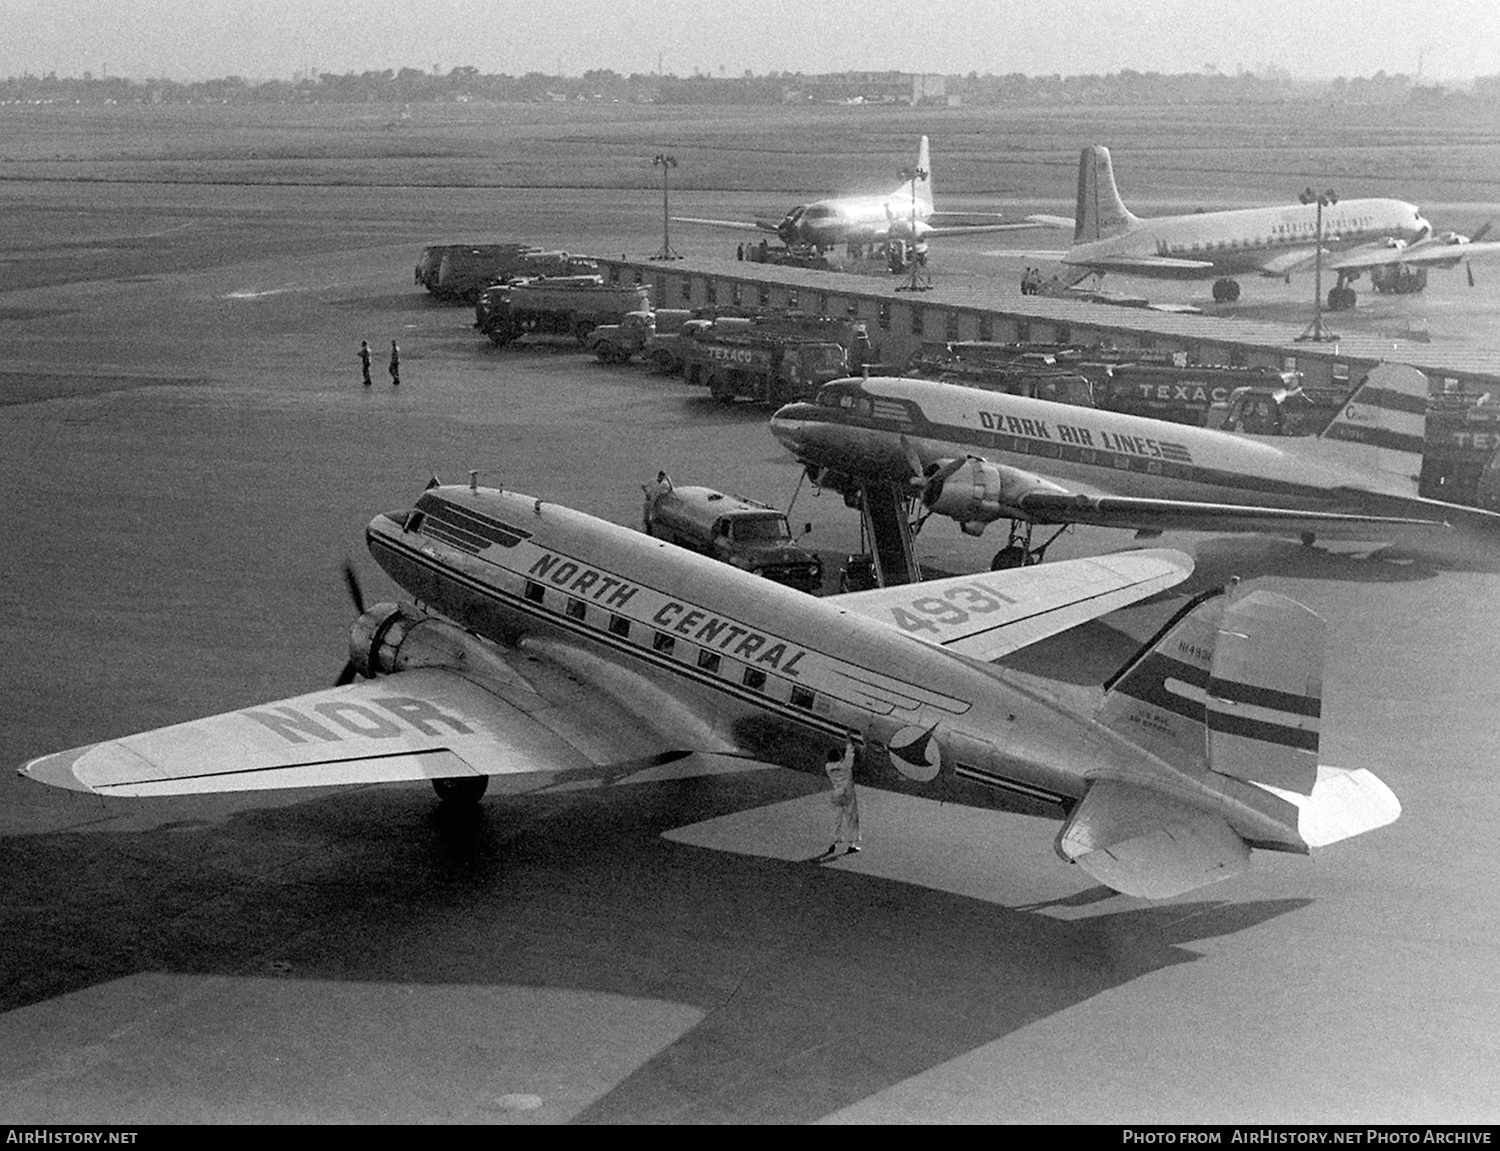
[{"left": 432, "top": 776, "right": 489, "bottom": 805}]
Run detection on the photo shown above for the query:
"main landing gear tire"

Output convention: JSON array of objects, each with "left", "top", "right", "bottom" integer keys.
[
  {"left": 432, "top": 776, "right": 489, "bottom": 805},
  {"left": 991, "top": 544, "right": 1033, "bottom": 570},
  {"left": 1327, "top": 286, "right": 1358, "bottom": 311},
  {"left": 1212, "top": 278, "right": 1241, "bottom": 304}
]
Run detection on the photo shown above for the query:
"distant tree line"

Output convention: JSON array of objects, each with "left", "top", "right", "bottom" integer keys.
[{"left": 1, "top": 65, "right": 1492, "bottom": 107}]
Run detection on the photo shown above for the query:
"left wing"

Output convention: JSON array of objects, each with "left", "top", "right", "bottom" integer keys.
[
  {"left": 1328, "top": 237, "right": 1500, "bottom": 273},
  {"left": 829, "top": 548, "right": 1193, "bottom": 662},
  {"left": 1012, "top": 490, "right": 1451, "bottom": 537}
]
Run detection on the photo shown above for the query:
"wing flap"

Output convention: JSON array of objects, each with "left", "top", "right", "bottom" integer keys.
[
  {"left": 829, "top": 548, "right": 1192, "bottom": 662},
  {"left": 1056, "top": 779, "right": 1251, "bottom": 898}
]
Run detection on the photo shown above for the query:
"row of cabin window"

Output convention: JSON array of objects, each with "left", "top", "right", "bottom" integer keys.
[{"left": 522, "top": 579, "right": 817, "bottom": 709}]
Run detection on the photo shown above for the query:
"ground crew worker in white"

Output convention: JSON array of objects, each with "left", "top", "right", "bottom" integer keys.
[{"left": 823, "top": 738, "right": 861, "bottom": 857}]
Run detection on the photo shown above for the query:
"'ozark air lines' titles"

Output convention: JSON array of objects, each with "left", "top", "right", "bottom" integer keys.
[{"left": 978, "top": 409, "right": 1194, "bottom": 463}]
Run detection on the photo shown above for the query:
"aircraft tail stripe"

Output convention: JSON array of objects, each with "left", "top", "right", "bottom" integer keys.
[
  {"left": 1321, "top": 423, "right": 1426, "bottom": 455},
  {"left": 1207, "top": 677, "right": 1321, "bottom": 718},
  {"left": 1115, "top": 652, "right": 1208, "bottom": 722},
  {"left": 1349, "top": 386, "right": 1428, "bottom": 416},
  {"left": 1205, "top": 709, "right": 1319, "bottom": 752}
]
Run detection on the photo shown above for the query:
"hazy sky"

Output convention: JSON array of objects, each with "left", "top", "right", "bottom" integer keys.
[{"left": 5, "top": 0, "right": 1496, "bottom": 82}]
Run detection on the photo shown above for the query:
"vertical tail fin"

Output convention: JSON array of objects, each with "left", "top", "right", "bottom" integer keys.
[
  {"left": 1064, "top": 585, "right": 1398, "bottom": 898},
  {"left": 1096, "top": 586, "right": 1321, "bottom": 793},
  {"left": 1073, "top": 145, "right": 1138, "bottom": 243},
  {"left": 898, "top": 135, "right": 934, "bottom": 210},
  {"left": 1316, "top": 362, "right": 1430, "bottom": 496}
]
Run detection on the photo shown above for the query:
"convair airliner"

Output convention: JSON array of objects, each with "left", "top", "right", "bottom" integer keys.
[{"left": 675, "top": 136, "right": 1033, "bottom": 252}]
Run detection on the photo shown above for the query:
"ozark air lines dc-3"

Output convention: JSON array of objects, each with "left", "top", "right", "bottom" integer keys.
[
  {"left": 21, "top": 481, "right": 1399, "bottom": 899},
  {"left": 1030, "top": 145, "right": 1500, "bottom": 307},
  {"left": 770, "top": 363, "right": 1500, "bottom": 566}
]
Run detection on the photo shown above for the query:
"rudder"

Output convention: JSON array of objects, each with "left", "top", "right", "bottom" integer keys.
[
  {"left": 1316, "top": 362, "right": 1430, "bottom": 497},
  {"left": 1073, "top": 145, "right": 1138, "bottom": 244}
]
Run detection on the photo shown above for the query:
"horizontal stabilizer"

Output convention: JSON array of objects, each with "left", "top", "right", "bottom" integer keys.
[
  {"left": 1056, "top": 779, "right": 1250, "bottom": 899},
  {"left": 1255, "top": 765, "right": 1401, "bottom": 847}
]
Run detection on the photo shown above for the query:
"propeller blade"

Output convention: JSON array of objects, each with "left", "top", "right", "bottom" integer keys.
[
  {"left": 1471, "top": 221, "right": 1493, "bottom": 244},
  {"left": 922, "top": 456, "right": 971, "bottom": 507},
  {"left": 342, "top": 561, "right": 366, "bottom": 616},
  {"left": 336, "top": 660, "right": 359, "bottom": 687},
  {"left": 898, "top": 434, "right": 926, "bottom": 486},
  {"left": 1468, "top": 261, "right": 1477, "bottom": 288}
]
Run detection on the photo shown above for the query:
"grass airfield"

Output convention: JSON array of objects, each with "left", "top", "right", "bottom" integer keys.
[{"left": 1, "top": 100, "right": 1499, "bottom": 1124}]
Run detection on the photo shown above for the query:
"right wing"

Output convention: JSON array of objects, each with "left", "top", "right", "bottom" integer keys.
[
  {"left": 829, "top": 547, "right": 1193, "bottom": 662},
  {"left": 671, "top": 216, "right": 779, "bottom": 234}
]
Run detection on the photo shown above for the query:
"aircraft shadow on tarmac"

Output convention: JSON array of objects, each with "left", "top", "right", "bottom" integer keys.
[{"left": 0, "top": 772, "right": 1308, "bottom": 1123}]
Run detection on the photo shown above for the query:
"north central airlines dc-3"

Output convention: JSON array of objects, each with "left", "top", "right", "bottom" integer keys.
[
  {"left": 22, "top": 482, "right": 1399, "bottom": 899},
  {"left": 770, "top": 363, "right": 1500, "bottom": 565},
  {"left": 674, "top": 136, "right": 1037, "bottom": 253}
]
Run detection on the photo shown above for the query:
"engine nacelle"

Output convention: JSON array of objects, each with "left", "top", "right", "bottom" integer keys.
[
  {"left": 348, "top": 602, "right": 513, "bottom": 681},
  {"left": 923, "top": 458, "right": 1068, "bottom": 534}
]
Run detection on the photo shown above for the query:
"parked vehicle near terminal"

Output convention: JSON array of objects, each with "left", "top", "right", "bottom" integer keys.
[
  {"left": 416, "top": 244, "right": 591, "bottom": 302},
  {"left": 474, "top": 276, "right": 651, "bottom": 347},
  {"left": 643, "top": 484, "right": 823, "bottom": 593},
  {"left": 681, "top": 330, "right": 849, "bottom": 405},
  {"left": 907, "top": 342, "right": 1323, "bottom": 429},
  {"left": 586, "top": 308, "right": 693, "bottom": 365},
  {"left": 1419, "top": 390, "right": 1500, "bottom": 506}
]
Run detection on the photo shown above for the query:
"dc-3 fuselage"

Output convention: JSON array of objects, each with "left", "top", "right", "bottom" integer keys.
[
  {"left": 20, "top": 484, "right": 1400, "bottom": 899},
  {"left": 769, "top": 368, "right": 1500, "bottom": 558}
]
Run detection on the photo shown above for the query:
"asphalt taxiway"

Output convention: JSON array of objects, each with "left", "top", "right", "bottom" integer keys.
[{"left": 2, "top": 178, "right": 1498, "bottom": 1124}]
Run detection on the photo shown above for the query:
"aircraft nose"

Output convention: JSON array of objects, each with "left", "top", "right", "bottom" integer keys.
[
  {"left": 1414, "top": 215, "right": 1433, "bottom": 241},
  {"left": 769, "top": 404, "right": 811, "bottom": 453}
]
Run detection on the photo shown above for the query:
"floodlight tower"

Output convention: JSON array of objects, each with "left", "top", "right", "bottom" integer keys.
[
  {"left": 1296, "top": 186, "right": 1338, "bottom": 342},
  {"left": 894, "top": 164, "right": 931, "bottom": 292},
  {"left": 650, "top": 153, "right": 681, "bottom": 261}
]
